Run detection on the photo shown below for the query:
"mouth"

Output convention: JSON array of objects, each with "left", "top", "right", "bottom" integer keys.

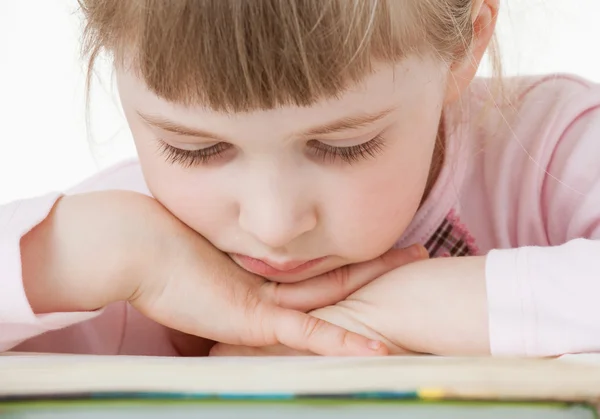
[{"left": 231, "top": 254, "right": 327, "bottom": 277}]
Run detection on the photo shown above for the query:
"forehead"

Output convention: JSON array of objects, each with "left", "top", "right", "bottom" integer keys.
[{"left": 116, "top": 56, "right": 446, "bottom": 131}]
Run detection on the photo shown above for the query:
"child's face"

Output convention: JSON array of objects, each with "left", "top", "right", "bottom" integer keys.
[{"left": 117, "top": 56, "right": 449, "bottom": 283}]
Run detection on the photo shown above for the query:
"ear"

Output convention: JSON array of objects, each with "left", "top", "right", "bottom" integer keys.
[{"left": 444, "top": 0, "right": 499, "bottom": 104}]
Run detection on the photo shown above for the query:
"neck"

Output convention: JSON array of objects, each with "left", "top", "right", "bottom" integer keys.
[{"left": 420, "top": 119, "right": 446, "bottom": 207}]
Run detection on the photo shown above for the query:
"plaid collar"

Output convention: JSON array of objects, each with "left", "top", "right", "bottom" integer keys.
[{"left": 423, "top": 209, "right": 479, "bottom": 258}]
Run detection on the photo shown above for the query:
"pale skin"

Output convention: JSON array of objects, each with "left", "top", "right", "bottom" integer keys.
[
  {"left": 211, "top": 257, "right": 489, "bottom": 356},
  {"left": 20, "top": 0, "right": 496, "bottom": 356}
]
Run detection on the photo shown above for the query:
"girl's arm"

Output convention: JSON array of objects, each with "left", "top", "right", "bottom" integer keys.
[
  {"left": 315, "top": 256, "right": 491, "bottom": 356},
  {"left": 0, "top": 191, "right": 165, "bottom": 353},
  {"left": 0, "top": 193, "right": 100, "bottom": 352},
  {"left": 212, "top": 244, "right": 600, "bottom": 357},
  {"left": 316, "top": 240, "right": 600, "bottom": 357}
]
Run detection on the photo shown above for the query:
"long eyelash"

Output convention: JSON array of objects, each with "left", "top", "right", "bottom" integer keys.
[
  {"left": 157, "top": 141, "right": 231, "bottom": 167},
  {"left": 309, "top": 135, "right": 385, "bottom": 164}
]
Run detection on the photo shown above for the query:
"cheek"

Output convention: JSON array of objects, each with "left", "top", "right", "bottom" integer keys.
[
  {"left": 325, "top": 118, "right": 439, "bottom": 258},
  {"left": 326, "top": 161, "right": 425, "bottom": 258},
  {"left": 133, "top": 138, "right": 232, "bottom": 241}
]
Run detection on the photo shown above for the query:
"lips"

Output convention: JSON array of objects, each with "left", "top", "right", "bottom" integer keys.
[{"left": 232, "top": 254, "right": 326, "bottom": 277}]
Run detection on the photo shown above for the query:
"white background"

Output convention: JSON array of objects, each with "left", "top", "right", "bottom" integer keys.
[{"left": 1, "top": 0, "right": 599, "bottom": 204}]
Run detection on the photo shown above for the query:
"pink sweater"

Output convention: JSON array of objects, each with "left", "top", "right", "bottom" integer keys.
[{"left": 2, "top": 74, "right": 600, "bottom": 357}]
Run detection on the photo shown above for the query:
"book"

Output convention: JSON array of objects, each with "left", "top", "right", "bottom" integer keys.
[{"left": 1, "top": 352, "right": 600, "bottom": 418}]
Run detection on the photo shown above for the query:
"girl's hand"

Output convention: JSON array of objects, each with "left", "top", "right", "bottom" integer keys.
[
  {"left": 211, "top": 256, "right": 490, "bottom": 357},
  {"left": 168, "top": 242, "right": 427, "bottom": 357},
  {"left": 209, "top": 302, "right": 420, "bottom": 356},
  {"left": 151, "top": 233, "right": 427, "bottom": 357},
  {"left": 209, "top": 303, "right": 418, "bottom": 356},
  {"left": 21, "top": 191, "right": 425, "bottom": 356}
]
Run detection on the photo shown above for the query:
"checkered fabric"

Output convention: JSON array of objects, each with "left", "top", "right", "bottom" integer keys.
[{"left": 424, "top": 210, "right": 479, "bottom": 258}]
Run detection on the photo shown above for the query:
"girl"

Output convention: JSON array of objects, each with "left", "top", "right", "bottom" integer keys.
[{"left": 3, "top": 0, "right": 600, "bottom": 358}]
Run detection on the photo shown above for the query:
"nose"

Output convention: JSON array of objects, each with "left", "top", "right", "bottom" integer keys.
[{"left": 238, "top": 179, "right": 317, "bottom": 250}]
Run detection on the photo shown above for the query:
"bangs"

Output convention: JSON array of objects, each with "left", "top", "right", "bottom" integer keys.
[{"left": 81, "top": 0, "right": 427, "bottom": 112}]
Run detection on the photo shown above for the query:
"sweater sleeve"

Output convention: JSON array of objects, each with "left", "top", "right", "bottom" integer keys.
[
  {"left": 0, "top": 160, "right": 161, "bottom": 354},
  {"left": 486, "top": 101, "right": 600, "bottom": 357},
  {"left": 0, "top": 193, "right": 100, "bottom": 351}
]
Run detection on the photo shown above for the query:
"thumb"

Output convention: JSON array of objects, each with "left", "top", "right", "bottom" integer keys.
[
  {"left": 266, "top": 305, "right": 389, "bottom": 356},
  {"left": 266, "top": 244, "right": 428, "bottom": 312}
]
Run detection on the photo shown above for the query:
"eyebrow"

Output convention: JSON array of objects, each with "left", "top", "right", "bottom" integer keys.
[
  {"left": 137, "top": 111, "right": 225, "bottom": 141},
  {"left": 137, "top": 106, "right": 397, "bottom": 140},
  {"left": 304, "top": 106, "right": 397, "bottom": 136}
]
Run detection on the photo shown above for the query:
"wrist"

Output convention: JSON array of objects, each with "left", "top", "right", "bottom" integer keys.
[
  {"left": 395, "top": 256, "right": 490, "bottom": 355},
  {"left": 337, "top": 256, "right": 490, "bottom": 356},
  {"left": 308, "top": 306, "right": 410, "bottom": 354}
]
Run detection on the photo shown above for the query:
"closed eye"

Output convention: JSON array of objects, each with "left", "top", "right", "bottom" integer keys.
[
  {"left": 308, "top": 135, "right": 386, "bottom": 164},
  {"left": 157, "top": 141, "right": 233, "bottom": 167},
  {"left": 157, "top": 134, "right": 386, "bottom": 167}
]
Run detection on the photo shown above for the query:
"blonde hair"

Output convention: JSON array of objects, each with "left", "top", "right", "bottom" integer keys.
[{"left": 78, "top": 0, "right": 501, "bottom": 113}]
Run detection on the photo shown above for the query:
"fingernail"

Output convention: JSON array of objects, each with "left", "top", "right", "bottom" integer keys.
[
  {"left": 368, "top": 340, "right": 383, "bottom": 351},
  {"left": 408, "top": 244, "right": 427, "bottom": 259}
]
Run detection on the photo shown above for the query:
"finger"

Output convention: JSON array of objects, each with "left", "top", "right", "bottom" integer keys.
[
  {"left": 269, "top": 307, "right": 389, "bottom": 356},
  {"left": 210, "top": 343, "right": 310, "bottom": 357},
  {"left": 267, "top": 244, "right": 428, "bottom": 311}
]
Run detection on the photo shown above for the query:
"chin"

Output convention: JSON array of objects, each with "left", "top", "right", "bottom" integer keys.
[{"left": 259, "top": 267, "right": 331, "bottom": 284}]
